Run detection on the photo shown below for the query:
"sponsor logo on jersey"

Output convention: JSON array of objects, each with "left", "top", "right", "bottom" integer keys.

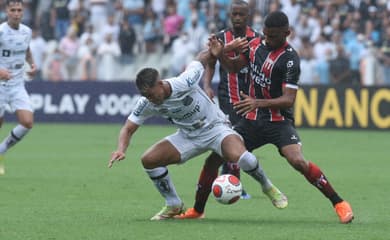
[
  {"left": 175, "top": 104, "right": 200, "bottom": 121},
  {"left": 133, "top": 98, "right": 148, "bottom": 116},
  {"left": 185, "top": 70, "right": 201, "bottom": 87}
]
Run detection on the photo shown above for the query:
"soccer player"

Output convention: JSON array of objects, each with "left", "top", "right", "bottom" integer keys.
[
  {"left": 203, "top": 0, "right": 258, "bottom": 200},
  {"left": 180, "top": 11, "right": 354, "bottom": 224},
  {"left": 176, "top": 1, "right": 288, "bottom": 219},
  {"left": 0, "top": 0, "right": 36, "bottom": 175},
  {"left": 107, "top": 49, "right": 286, "bottom": 220}
]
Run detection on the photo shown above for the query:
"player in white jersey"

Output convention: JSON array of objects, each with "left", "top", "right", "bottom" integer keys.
[
  {"left": 108, "top": 49, "right": 286, "bottom": 220},
  {"left": 0, "top": 0, "right": 36, "bottom": 175}
]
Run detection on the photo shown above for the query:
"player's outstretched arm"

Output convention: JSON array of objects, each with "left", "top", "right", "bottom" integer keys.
[
  {"left": 108, "top": 120, "right": 139, "bottom": 168},
  {"left": 203, "top": 55, "right": 217, "bottom": 100}
]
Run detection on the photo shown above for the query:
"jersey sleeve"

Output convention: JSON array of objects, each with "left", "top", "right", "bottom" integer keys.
[
  {"left": 167, "top": 61, "right": 204, "bottom": 93},
  {"left": 128, "top": 97, "right": 154, "bottom": 125},
  {"left": 284, "top": 51, "right": 301, "bottom": 89}
]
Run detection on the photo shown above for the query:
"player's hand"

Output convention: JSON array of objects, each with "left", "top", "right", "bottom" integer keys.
[
  {"left": 0, "top": 69, "right": 11, "bottom": 80},
  {"left": 26, "top": 63, "right": 37, "bottom": 78},
  {"left": 208, "top": 35, "right": 224, "bottom": 58},
  {"left": 108, "top": 151, "right": 126, "bottom": 168},
  {"left": 233, "top": 91, "right": 257, "bottom": 115},
  {"left": 225, "top": 37, "right": 249, "bottom": 53}
]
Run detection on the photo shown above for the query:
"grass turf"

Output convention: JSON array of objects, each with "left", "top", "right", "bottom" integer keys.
[{"left": 0, "top": 123, "right": 389, "bottom": 240}]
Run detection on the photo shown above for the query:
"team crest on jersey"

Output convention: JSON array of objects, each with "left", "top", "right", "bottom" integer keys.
[{"left": 182, "top": 96, "right": 193, "bottom": 106}]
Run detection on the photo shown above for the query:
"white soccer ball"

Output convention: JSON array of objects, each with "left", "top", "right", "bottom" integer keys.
[{"left": 212, "top": 174, "right": 242, "bottom": 204}]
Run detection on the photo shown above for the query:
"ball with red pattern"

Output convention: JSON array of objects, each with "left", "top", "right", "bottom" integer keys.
[{"left": 212, "top": 174, "right": 242, "bottom": 204}]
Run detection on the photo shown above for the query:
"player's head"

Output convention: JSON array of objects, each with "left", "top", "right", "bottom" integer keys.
[
  {"left": 229, "top": 0, "right": 250, "bottom": 31},
  {"left": 263, "top": 11, "right": 290, "bottom": 50},
  {"left": 136, "top": 68, "right": 165, "bottom": 105},
  {"left": 6, "top": 0, "right": 24, "bottom": 28}
]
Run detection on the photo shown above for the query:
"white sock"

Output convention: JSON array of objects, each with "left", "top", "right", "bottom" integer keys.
[
  {"left": 145, "top": 167, "right": 182, "bottom": 206},
  {"left": 238, "top": 151, "right": 272, "bottom": 191},
  {"left": 0, "top": 124, "right": 30, "bottom": 154}
]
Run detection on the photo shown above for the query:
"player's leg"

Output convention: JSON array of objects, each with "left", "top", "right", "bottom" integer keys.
[
  {"left": 144, "top": 131, "right": 207, "bottom": 220},
  {"left": 141, "top": 138, "right": 185, "bottom": 220},
  {"left": 176, "top": 152, "right": 223, "bottom": 219},
  {"left": 221, "top": 133, "right": 287, "bottom": 209},
  {"left": 0, "top": 85, "right": 34, "bottom": 156},
  {"left": 277, "top": 122, "right": 353, "bottom": 223},
  {"left": 0, "top": 109, "right": 33, "bottom": 155},
  {"left": 220, "top": 107, "right": 249, "bottom": 198}
]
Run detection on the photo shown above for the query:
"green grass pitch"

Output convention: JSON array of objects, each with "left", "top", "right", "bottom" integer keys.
[{"left": 0, "top": 123, "right": 389, "bottom": 240}]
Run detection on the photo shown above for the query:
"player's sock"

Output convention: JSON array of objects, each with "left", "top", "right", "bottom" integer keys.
[
  {"left": 303, "top": 161, "right": 343, "bottom": 205},
  {"left": 145, "top": 167, "right": 182, "bottom": 206},
  {"left": 238, "top": 151, "right": 272, "bottom": 191},
  {"left": 226, "top": 162, "right": 241, "bottom": 178},
  {"left": 0, "top": 124, "right": 30, "bottom": 154}
]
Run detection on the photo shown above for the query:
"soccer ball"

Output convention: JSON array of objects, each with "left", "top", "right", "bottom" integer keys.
[{"left": 212, "top": 174, "right": 242, "bottom": 204}]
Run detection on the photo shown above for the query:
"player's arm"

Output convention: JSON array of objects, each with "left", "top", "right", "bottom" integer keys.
[
  {"left": 108, "top": 120, "right": 139, "bottom": 168},
  {"left": 209, "top": 35, "right": 247, "bottom": 73},
  {"left": 25, "top": 47, "right": 36, "bottom": 78},
  {"left": 234, "top": 87, "right": 297, "bottom": 115},
  {"left": 203, "top": 56, "right": 217, "bottom": 100}
]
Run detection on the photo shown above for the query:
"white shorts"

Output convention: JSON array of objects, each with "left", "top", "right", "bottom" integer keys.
[
  {"left": 0, "top": 83, "right": 33, "bottom": 117},
  {"left": 165, "top": 123, "right": 242, "bottom": 163}
]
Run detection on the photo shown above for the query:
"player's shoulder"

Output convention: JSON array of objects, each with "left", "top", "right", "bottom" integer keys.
[
  {"left": 0, "top": 22, "right": 7, "bottom": 32},
  {"left": 132, "top": 96, "right": 150, "bottom": 116},
  {"left": 282, "top": 44, "right": 300, "bottom": 61},
  {"left": 246, "top": 26, "right": 260, "bottom": 38},
  {"left": 19, "top": 23, "right": 32, "bottom": 34}
]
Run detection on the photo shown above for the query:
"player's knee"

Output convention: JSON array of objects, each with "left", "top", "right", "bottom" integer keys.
[
  {"left": 141, "top": 154, "right": 158, "bottom": 169},
  {"left": 20, "top": 120, "right": 33, "bottom": 129},
  {"left": 237, "top": 151, "right": 258, "bottom": 171}
]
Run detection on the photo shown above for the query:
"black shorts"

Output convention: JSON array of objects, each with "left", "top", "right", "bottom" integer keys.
[{"left": 233, "top": 118, "right": 301, "bottom": 152}]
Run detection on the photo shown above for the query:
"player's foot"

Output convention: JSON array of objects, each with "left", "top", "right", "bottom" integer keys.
[
  {"left": 0, "top": 155, "right": 5, "bottom": 175},
  {"left": 240, "top": 189, "right": 251, "bottom": 200},
  {"left": 334, "top": 201, "right": 354, "bottom": 224},
  {"left": 174, "top": 208, "right": 205, "bottom": 219},
  {"left": 263, "top": 185, "right": 288, "bottom": 209},
  {"left": 150, "top": 203, "right": 185, "bottom": 220}
]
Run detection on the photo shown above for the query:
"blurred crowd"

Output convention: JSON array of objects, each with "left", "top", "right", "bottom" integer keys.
[{"left": 2, "top": 0, "right": 390, "bottom": 85}]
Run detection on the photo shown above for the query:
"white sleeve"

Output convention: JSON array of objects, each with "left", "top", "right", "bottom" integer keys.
[
  {"left": 127, "top": 97, "right": 154, "bottom": 125},
  {"left": 167, "top": 61, "right": 204, "bottom": 93}
]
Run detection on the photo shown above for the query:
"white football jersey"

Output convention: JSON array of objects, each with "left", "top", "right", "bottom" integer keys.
[
  {"left": 0, "top": 22, "right": 32, "bottom": 84},
  {"left": 129, "top": 61, "right": 229, "bottom": 137}
]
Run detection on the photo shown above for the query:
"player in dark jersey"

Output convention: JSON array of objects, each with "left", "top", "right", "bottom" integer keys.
[
  {"left": 203, "top": 0, "right": 258, "bottom": 200},
  {"left": 180, "top": 11, "right": 354, "bottom": 224},
  {"left": 176, "top": 1, "right": 288, "bottom": 220}
]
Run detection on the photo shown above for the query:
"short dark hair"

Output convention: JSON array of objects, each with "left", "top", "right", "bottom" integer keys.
[
  {"left": 231, "top": 0, "right": 249, "bottom": 8},
  {"left": 264, "top": 11, "right": 289, "bottom": 28},
  {"left": 135, "top": 68, "right": 159, "bottom": 92},
  {"left": 6, "top": 0, "right": 23, "bottom": 5}
]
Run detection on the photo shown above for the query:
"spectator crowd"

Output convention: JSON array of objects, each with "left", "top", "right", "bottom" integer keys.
[{"left": 2, "top": 0, "right": 390, "bottom": 86}]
